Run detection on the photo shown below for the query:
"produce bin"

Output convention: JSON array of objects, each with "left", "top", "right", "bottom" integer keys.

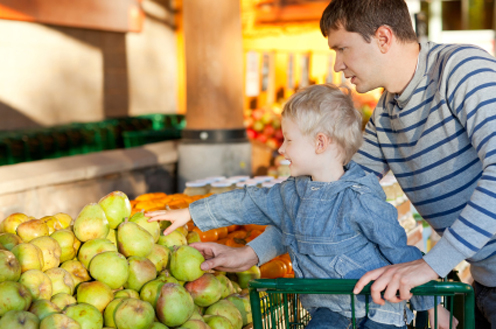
[
  {"left": 123, "top": 113, "right": 185, "bottom": 148},
  {"left": 0, "top": 114, "right": 186, "bottom": 166},
  {"left": 2, "top": 132, "right": 26, "bottom": 164},
  {"left": 136, "top": 113, "right": 186, "bottom": 131},
  {"left": 122, "top": 129, "right": 182, "bottom": 148},
  {"left": 249, "top": 278, "right": 474, "bottom": 329}
]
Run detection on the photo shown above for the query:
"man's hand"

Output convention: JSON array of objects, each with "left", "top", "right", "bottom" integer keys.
[
  {"left": 353, "top": 259, "right": 439, "bottom": 305},
  {"left": 189, "top": 242, "right": 259, "bottom": 272}
]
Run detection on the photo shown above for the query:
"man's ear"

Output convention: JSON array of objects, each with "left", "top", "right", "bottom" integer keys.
[
  {"left": 315, "top": 133, "right": 330, "bottom": 154},
  {"left": 375, "top": 25, "right": 394, "bottom": 54}
]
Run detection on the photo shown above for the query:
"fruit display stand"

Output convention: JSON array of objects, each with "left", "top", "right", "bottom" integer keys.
[
  {"left": 0, "top": 140, "right": 178, "bottom": 223},
  {"left": 0, "top": 189, "right": 255, "bottom": 329}
]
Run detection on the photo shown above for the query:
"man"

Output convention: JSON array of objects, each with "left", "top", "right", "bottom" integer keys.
[{"left": 193, "top": 0, "right": 496, "bottom": 326}]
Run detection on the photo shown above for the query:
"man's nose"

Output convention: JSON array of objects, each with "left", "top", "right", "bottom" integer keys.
[{"left": 334, "top": 55, "right": 345, "bottom": 72}]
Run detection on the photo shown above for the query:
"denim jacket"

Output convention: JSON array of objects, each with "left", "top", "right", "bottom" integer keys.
[{"left": 190, "top": 161, "right": 434, "bottom": 326}]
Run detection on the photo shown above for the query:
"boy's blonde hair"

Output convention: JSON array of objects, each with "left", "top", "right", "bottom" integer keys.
[{"left": 282, "top": 84, "right": 363, "bottom": 165}]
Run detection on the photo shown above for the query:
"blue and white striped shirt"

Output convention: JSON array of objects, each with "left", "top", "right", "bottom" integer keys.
[{"left": 353, "top": 41, "right": 496, "bottom": 286}]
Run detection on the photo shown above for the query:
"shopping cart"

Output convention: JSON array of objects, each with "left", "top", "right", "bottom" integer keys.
[{"left": 249, "top": 278, "right": 474, "bottom": 329}]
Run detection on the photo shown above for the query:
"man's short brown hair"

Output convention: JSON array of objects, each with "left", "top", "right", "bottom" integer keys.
[{"left": 320, "top": 0, "right": 418, "bottom": 43}]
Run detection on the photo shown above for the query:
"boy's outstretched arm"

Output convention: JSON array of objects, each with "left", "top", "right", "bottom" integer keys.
[{"left": 146, "top": 208, "right": 191, "bottom": 235}]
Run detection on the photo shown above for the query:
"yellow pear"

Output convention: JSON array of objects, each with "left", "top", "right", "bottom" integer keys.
[
  {"left": 39, "top": 216, "right": 64, "bottom": 234},
  {"left": 30, "top": 236, "right": 61, "bottom": 271},
  {"left": 1, "top": 213, "right": 31, "bottom": 234},
  {"left": 53, "top": 213, "right": 73, "bottom": 230},
  {"left": 16, "top": 220, "right": 49, "bottom": 242}
]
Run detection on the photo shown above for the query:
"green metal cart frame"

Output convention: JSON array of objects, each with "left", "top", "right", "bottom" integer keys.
[{"left": 249, "top": 278, "right": 474, "bottom": 329}]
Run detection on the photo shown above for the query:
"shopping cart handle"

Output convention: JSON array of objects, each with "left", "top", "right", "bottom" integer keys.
[{"left": 248, "top": 278, "right": 473, "bottom": 296}]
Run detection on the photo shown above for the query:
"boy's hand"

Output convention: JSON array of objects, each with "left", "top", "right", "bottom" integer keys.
[
  {"left": 146, "top": 208, "right": 191, "bottom": 235},
  {"left": 428, "top": 304, "right": 458, "bottom": 329}
]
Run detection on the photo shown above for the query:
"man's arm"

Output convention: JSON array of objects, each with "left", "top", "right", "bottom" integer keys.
[
  {"left": 351, "top": 95, "right": 439, "bottom": 303},
  {"left": 419, "top": 47, "right": 496, "bottom": 277},
  {"left": 355, "top": 46, "right": 496, "bottom": 303}
]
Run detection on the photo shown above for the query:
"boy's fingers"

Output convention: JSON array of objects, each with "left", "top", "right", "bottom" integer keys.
[
  {"left": 163, "top": 222, "right": 180, "bottom": 236},
  {"left": 147, "top": 215, "right": 171, "bottom": 222},
  {"left": 145, "top": 210, "right": 166, "bottom": 216}
]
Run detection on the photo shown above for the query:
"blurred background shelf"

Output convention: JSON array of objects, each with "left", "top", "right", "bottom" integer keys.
[{"left": 0, "top": 114, "right": 185, "bottom": 166}]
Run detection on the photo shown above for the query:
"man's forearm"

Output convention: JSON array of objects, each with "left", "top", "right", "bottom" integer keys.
[{"left": 247, "top": 225, "right": 287, "bottom": 265}]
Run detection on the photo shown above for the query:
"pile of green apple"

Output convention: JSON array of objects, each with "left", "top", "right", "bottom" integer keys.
[{"left": 0, "top": 191, "right": 261, "bottom": 329}]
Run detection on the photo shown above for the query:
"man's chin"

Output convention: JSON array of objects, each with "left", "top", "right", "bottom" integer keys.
[{"left": 354, "top": 84, "right": 372, "bottom": 94}]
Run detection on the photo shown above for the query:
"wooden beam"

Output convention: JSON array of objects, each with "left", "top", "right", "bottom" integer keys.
[{"left": 0, "top": 0, "right": 144, "bottom": 33}]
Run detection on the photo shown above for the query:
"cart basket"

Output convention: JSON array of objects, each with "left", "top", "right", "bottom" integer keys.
[{"left": 249, "top": 278, "right": 474, "bottom": 329}]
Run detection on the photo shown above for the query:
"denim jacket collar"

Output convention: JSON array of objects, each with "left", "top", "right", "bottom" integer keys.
[{"left": 292, "top": 161, "right": 386, "bottom": 200}]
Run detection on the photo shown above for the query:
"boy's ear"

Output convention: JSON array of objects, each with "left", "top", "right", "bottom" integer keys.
[{"left": 315, "top": 133, "right": 330, "bottom": 154}]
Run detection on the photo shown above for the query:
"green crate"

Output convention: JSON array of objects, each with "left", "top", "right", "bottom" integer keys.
[
  {"left": 0, "top": 138, "right": 12, "bottom": 165},
  {"left": 69, "top": 123, "right": 104, "bottom": 154},
  {"left": 51, "top": 126, "right": 74, "bottom": 157},
  {"left": 20, "top": 130, "right": 46, "bottom": 161},
  {"left": 1, "top": 132, "right": 26, "bottom": 164},
  {"left": 136, "top": 114, "right": 186, "bottom": 131},
  {"left": 122, "top": 129, "right": 181, "bottom": 148},
  {"left": 97, "top": 121, "right": 118, "bottom": 150},
  {"left": 249, "top": 279, "right": 474, "bottom": 329},
  {"left": 8, "top": 127, "right": 68, "bottom": 162}
]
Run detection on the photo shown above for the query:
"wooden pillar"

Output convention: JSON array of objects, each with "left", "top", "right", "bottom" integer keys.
[
  {"left": 178, "top": 0, "right": 251, "bottom": 192},
  {"left": 182, "top": 0, "right": 245, "bottom": 131}
]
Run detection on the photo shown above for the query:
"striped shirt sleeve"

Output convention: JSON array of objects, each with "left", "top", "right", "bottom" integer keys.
[{"left": 423, "top": 47, "right": 496, "bottom": 276}]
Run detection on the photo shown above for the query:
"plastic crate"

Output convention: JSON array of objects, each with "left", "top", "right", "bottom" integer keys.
[
  {"left": 136, "top": 114, "right": 186, "bottom": 131},
  {"left": 2, "top": 132, "right": 26, "bottom": 164},
  {"left": 122, "top": 129, "right": 181, "bottom": 148},
  {"left": 0, "top": 133, "right": 13, "bottom": 165},
  {"left": 69, "top": 123, "right": 104, "bottom": 154},
  {"left": 249, "top": 279, "right": 474, "bottom": 329},
  {"left": 51, "top": 126, "right": 74, "bottom": 157}
]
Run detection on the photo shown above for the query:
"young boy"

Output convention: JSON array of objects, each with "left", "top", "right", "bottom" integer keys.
[{"left": 147, "top": 84, "right": 454, "bottom": 328}]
